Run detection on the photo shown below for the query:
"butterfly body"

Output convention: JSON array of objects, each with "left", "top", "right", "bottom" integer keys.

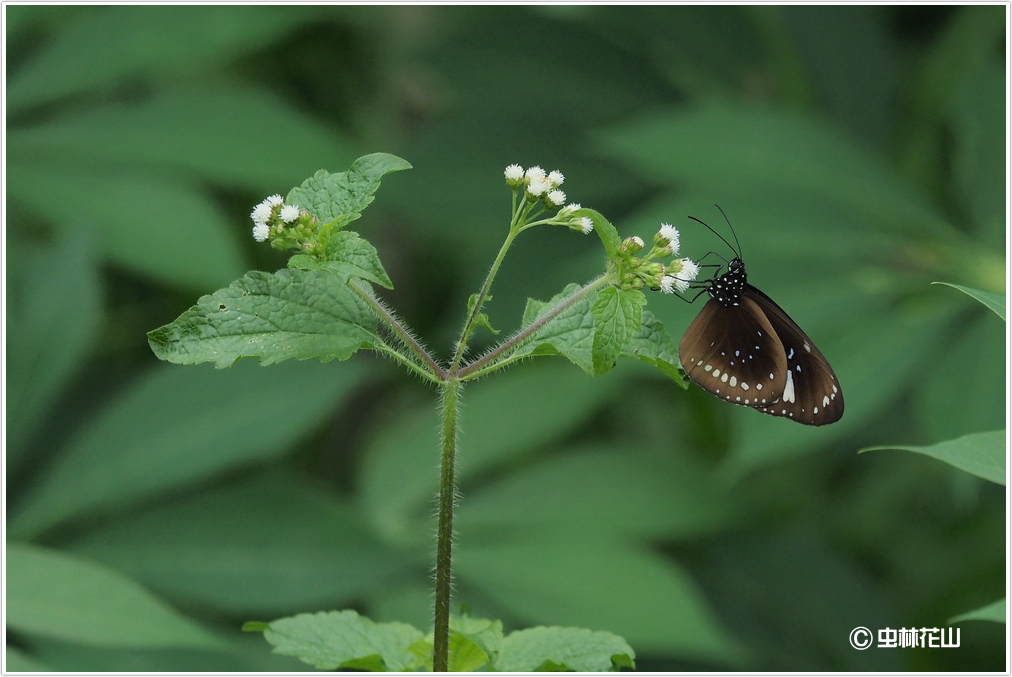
[{"left": 679, "top": 256, "right": 843, "bottom": 426}]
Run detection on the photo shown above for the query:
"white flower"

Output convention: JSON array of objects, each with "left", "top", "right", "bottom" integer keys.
[
  {"left": 504, "top": 164, "right": 524, "bottom": 181},
  {"left": 252, "top": 222, "right": 270, "bottom": 242},
  {"left": 265, "top": 194, "right": 284, "bottom": 206},
  {"left": 250, "top": 201, "right": 273, "bottom": 224},
  {"left": 560, "top": 202, "right": 581, "bottom": 214},
  {"left": 658, "top": 223, "right": 680, "bottom": 254},
  {"left": 525, "top": 165, "right": 546, "bottom": 183},
  {"left": 527, "top": 176, "right": 550, "bottom": 197},
  {"left": 659, "top": 275, "right": 677, "bottom": 294},
  {"left": 678, "top": 257, "right": 699, "bottom": 282},
  {"left": 547, "top": 169, "right": 565, "bottom": 186},
  {"left": 546, "top": 189, "right": 566, "bottom": 207},
  {"left": 578, "top": 217, "right": 593, "bottom": 234},
  {"left": 280, "top": 204, "right": 300, "bottom": 223}
]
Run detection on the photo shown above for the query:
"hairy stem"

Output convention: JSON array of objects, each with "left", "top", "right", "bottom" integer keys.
[
  {"left": 433, "top": 378, "right": 462, "bottom": 671},
  {"left": 349, "top": 281, "right": 448, "bottom": 380}
]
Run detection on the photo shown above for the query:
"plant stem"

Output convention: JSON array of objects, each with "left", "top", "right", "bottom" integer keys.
[
  {"left": 433, "top": 378, "right": 462, "bottom": 672},
  {"left": 449, "top": 230, "right": 518, "bottom": 372},
  {"left": 349, "top": 281, "right": 448, "bottom": 381}
]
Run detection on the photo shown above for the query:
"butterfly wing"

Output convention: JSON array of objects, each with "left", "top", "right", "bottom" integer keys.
[
  {"left": 745, "top": 285, "right": 844, "bottom": 425},
  {"left": 679, "top": 296, "right": 789, "bottom": 410}
]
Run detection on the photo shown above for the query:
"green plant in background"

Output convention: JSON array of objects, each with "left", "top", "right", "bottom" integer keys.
[
  {"left": 862, "top": 284, "right": 1006, "bottom": 628},
  {"left": 6, "top": 5, "right": 1005, "bottom": 672},
  {"left": 147, "top": 152, "right": 713, "bottom": 670}
]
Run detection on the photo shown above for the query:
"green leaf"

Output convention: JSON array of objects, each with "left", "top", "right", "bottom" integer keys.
[
  {"left": 579, "top": 208, "right": 622, "bottom": 258},
  {"left": 933, "top": 282, "right": 1005, "bottom": 320},
  {"left": 259, "top": 610, "right": 423, "bottom": 671},
  {"left": 6, "top": 232, "right": 102, "bottom": 459},
  {"left": 10, "top": 360, "right": 366, "bottom": 537},
  {"left": 286, "top": 153, "right": 412, "bottom": 232},
  {"left": 7, "top": 86, "right": 354, "bottom": 189},
  {"left": 447, "top": 632, "right": 491, "bottom": 672},
  {"left": 456, "top": 539, "right": 742, "bottom": 663},
  {"left": 598, "top": 103, "right": 951, "bottom": 237},
  {"left": 6, "top": 6, "right": 319, "bottom": 111},
  {"left": 450, "top": 616, "right": 504, "bottom": 669},
  {"left": 623, "top": 305, "right": 685, "bottom": 386},
  {"left": 288, "top": 230, "right": 394, "bottom": 289},
  {"left": 861, "top": 430, "right": 1005, "bottom": 485},
  {"left": 5, "top": 645, "right": 52, "bottom": 672},
  {"left": 591, "top": 287, "right": 645, "bottom": 376},
  {"left": 456, "top": 446, "right": 736, "bottom": 541},
  {"left": 7, "top": 164, "right": 245, "bottom": 291},
  {"left": 67, "top": 472, "right": 410, "bottom": 616},
  {"left": 6, "top": 543, "right": 221, "bottom": 649},
  {"left": 147, "top": 269, "right": 384, "bottom": 368},
  {"left": 515, "top": 283, "right": 598, "bottom": 375},
  {"left": 512, "top": 284, "right": 680, "bottom": 383},
  {"left": 950, "top": 598, "right": 1006, "bottom": 625},
  {"left": 495, "top": 626, "right": 635, "bottom": 672},
  {"left": 464, "top": 293, "right": 501, "bottom": 336}
]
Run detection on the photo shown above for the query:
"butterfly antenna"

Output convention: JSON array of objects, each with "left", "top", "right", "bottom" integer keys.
[
  {"left": 687, "top": 214, "right": 740, "bottom": 259},
  {"left": 713, "top": 203, "right": 742, "bottom": 258}
]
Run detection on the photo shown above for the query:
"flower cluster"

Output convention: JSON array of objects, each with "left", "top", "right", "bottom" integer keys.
[
  {"left": 504, "top": 164, "right": 593, "bottom": 235},
  {"left": 612, "top": 223, "right": 699, "bottom": 294},
  {"left": 249, "top": 194, "right": 322, "bottom": 254}
]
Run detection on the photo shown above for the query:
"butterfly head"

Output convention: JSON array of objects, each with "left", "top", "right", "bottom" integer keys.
[{"left": 708, "top": 257, "right": 748, "bottom": 307}]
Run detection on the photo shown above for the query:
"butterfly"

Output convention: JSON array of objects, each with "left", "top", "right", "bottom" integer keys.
[{"left": 677, "top": 209, "right": 843, "bottom": 426}]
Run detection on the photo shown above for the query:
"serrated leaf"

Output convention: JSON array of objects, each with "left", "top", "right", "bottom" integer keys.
[
  {"left": 950, "top": 598, "right": 1006, "bottom": 624},
  {"left": 933, "top": 282, "right": 1005, "bottom": 320},
  {"left": 286, "top": 153, "right": 412, "bottom": 232},
  {"left": 591, "top": 287, "right": 645, "bottom": 375},
  {"left": 288, "top": 230, "right": 393, "bottom": 289},
  {"left": 495, "top": 626, "right": 635, "bottom": 672},
  {"left": 860, "top": 430, "right": 1005, "bottom": 485},
  {"left": 511, "top": 284, "right": 680, "bottom": 383},
  {"left": 514, "top": 283, "right": 597, "bottom": 375},
  {"left": 260, "top": 610, "right": 423, "bottom": 671},
  {"left": 622, "top": 310, "right": 686, "bottom": 386},
  {"left": 7, "top": 543, "right": 221, "bottom": 650},
  {"left": 147, "top": 269, "right": 384, "bottom": 368}
]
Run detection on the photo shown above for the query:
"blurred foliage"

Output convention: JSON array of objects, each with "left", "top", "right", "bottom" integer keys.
[{"left": 5, "top": 5, "right": 1006, "bottom": 671}]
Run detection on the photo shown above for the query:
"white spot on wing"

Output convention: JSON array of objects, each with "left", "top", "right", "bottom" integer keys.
[{"left": 783, "top": 370, "right": 796, "bottom": 403}]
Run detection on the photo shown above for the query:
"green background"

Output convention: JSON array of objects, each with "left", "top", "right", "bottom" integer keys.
[{"left": 6, "top": 5, "right": 1006, "bottom": 671}]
